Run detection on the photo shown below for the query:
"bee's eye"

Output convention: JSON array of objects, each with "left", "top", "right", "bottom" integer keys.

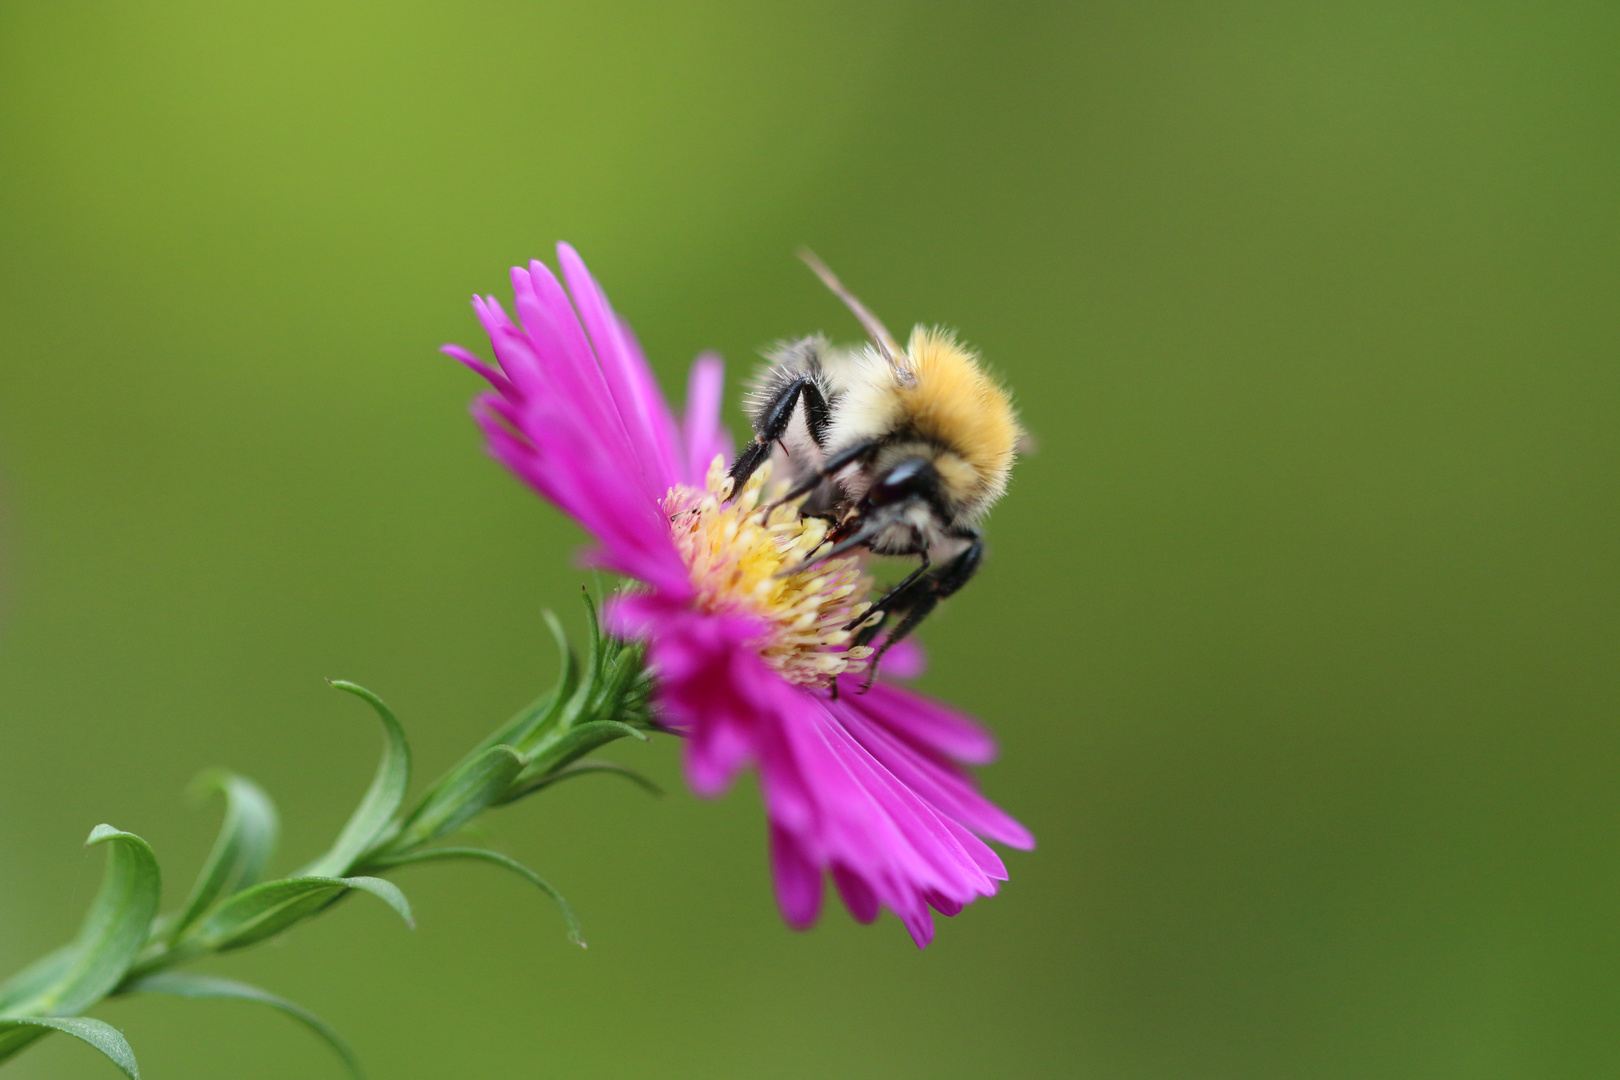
[{"left": 867, "top": 457, "right": 938, "bottom": 507}]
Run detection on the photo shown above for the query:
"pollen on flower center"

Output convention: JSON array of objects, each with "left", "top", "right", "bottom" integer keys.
[{"left": 664, "top": 458, "right": 875, "bottom": 687}]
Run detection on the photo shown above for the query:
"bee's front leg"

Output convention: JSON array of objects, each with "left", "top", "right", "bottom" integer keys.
[{"left": 726, "top": 374, "right": 833, "bottom": 495}]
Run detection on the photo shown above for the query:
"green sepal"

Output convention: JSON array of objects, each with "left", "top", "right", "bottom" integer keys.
[
  {"left": 127, "top": 971, "right": 361, "bottom": 1079},
  {"left": 7, "top": 827, "right": 161, "bottom": 1018},
  {"left": 0, "top": 1016, "right": 139, "bottom": 1078},
  {"left": 185, "top": 874, "right": 412, "bottom": 952},
  {"left": 169, "top": 772, "right": 279, "bottom": 942},
  {"left": 374, "top": 847, "right": 583, "bottom": 946},
  {"left": 300, "top": 682, "right": 411, "bottom": 877},
  {"left": 390, "top": 744, "right": 524, "bottom": 851}
]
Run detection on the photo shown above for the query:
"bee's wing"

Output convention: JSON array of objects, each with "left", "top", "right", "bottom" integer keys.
[{"left": 797, "top": 249, "right": 910, "bottom": 381}]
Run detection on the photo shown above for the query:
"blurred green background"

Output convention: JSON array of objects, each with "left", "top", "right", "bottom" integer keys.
[{"left": 1, "top": 2, "right": 1616, "bottom": 1077}]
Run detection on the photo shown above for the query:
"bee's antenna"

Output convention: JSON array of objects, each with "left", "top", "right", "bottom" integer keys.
[{"left": 797, "top": 249, "right": 911, "bottom": 382}]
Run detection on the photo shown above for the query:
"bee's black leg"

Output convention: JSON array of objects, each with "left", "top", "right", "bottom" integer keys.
[
  {"left": 845, "top": 555, "right": 931, "bottom": 636},
  {"left": 927, "top": 529, "right": 984, "bottom": 603},
  {"left": 726, "top": 374, "right": 833, "bottom": 495},
  {"left": 773, "top": 437, "right": 881, "bottom": 505},
  {"left": 859, "top": 602, "right": 937, "bottom": 691},
  {"left": 852, "top": 607, "right": 889, "bottom": 646},
  {"left": 857, "top": 531, "right": 983, "bottom": 691},
  {"left": 726, "top": 440, "right": 775, "bottom": 494}
]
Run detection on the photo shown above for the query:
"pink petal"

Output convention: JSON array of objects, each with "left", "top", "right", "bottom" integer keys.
[
  {"left": 832, "top": 864, "right": 880, "bottom": 924},
  {"left": 875, "top": 637, "right": 927, "bottom": 681},
  {"left": 557, "top": 243, "right": 682, "bottom": 491},
  {"left": 836, "top": 697, "right": 1035, "bottom": 850},
  {"left": 441, "top": 342, "right": 518, "bottom": 400},
  {"left": 771, "top": 823, "right": 824, "bottom": 929},
  {"left": 843, "top": 680, "right": 1001, "bottom": 766},
  {"left": 681, "top": 352, "right": 732, "bottom": 487}
]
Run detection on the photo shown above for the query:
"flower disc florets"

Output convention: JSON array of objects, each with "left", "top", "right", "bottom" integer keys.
[{"left": 664, "top": 459, "right": 874, "bottom": 687}]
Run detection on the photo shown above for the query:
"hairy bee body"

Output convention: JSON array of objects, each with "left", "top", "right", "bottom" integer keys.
[
  {"left": 728, "top": 255, "right": 1022, "bottom": 683},
  {"left": 748, "top": 329, "right": 1017, "bottom": 551}
]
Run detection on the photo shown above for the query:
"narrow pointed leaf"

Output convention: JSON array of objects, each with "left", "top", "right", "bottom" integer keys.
[
  {"left": 513, "top": 721, "right": 649, "bottom": 790},
  {"left": 170, "top": 772, "right": 279, "bottom": 941},
  {"left": 127, "top": 971, "right": 361, "bottom": 1079},
  {"left": 188, "top": 874, "right": 411, "bottom": 952},
  {"left": 517, "top": 610, "right": 581, "bottom": 750},
  {"left": 15, "top": 827, "right": 161, "bottom": 1017},
  {"left": 301, "top": 682, "right": 410, "bottom": 877},
  {"left": 503, "top": 760, "right": 663, "bottom": 804},
  {"left": 418, "top": 612, "right": 572, "bottom": 816},
  {"left": 190, "top": 878, "right": 347, "bottom": 951},
  {"left": 0, "top": 1017, "right": 139, "bottom": 1079},
  {"left": 392, "top": 744, "right": 523, "bottom": 851},
  {"left": 496, "top": 610, "right": 574, "bottom": 751},
  {"left": 535, "top": 597, "right": 604, "bottom": 743},
  {"left": 376, "top": 847, "right": 582, "bottom": 946},
  {"left": 470, "top": 685, "right": 557, "bottom": 765},
  {"left": 338, "top": 876, "right": 414, "bottom": 928}
]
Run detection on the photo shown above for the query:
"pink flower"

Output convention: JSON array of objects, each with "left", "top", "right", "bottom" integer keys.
[{"left": 445, "top": 244, "right": 1032, "bottom": 947}]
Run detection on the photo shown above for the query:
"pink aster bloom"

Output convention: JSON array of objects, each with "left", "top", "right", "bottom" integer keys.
[{"left": 445, "top": 243, "right": 1033, "bottom": 947}]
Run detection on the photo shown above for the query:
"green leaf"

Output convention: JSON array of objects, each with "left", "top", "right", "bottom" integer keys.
[
  {"left": 0, "top": 1016, "right": 140, "bottom": 1079},
  {"left": 301, "top": 682, "right": 411, "bottom": 877},
  {"left": 501, "top": 760, "right": 663, "bottom": 805},
  {"left": 187, "top": 874, "right": 413, "bottom": 952},
  {"left": 126, "top": 971, "right": 361, "bottom": 1079},
  {"left": 189, "top": 878, "right": 345, "bottom": 951},
  {"left": 375, "top": 847, "right": 583, "bottom": 946},
  {"left": 423, "top": 611, "right": 572, "bottom": 795},
  {"left": 10, "top": 827, "right": 161, "bottom": 1017},
  {"left": 497, "top": 610, "right": 575, "bottom": 751},
  {"left": 399, "top": 607, "right": 610, "bottom": 852},
  {"left": 509, "top": 611, "right": 581, "bottom": 755},
  {"left": 510, "top": 721, "right": 649, "bottom": 795},
  {"left": 556, "top": 595, "right": 606, "bottom": 732},
  {"left": 169, "top": 772, "right": 279, "bottom": 941},
  {"left": 339, "top": 876, "right": 414, "bottom": 929},
  {"left": 391, "top": 744, "right": 524, "bottom": 851}
]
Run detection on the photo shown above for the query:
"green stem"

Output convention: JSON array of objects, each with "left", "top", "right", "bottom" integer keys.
[{"left": 0, "top": 601, "right": 658, "bottom": 1078}]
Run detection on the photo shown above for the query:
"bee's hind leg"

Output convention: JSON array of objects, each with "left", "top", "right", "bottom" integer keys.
[
  {"left": 855, "top": 531, "right": 984, "bottom": 691},
  {"left": 846, "top": 556, "right": 931, "bottom": 638}
]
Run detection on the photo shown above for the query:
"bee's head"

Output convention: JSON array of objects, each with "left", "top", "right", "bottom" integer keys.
[
  {"left": 842, "top": 444, "right": 979, "bottom": 556},
  {"left": 858, "top": 443, "right": 978, "bottom": 514},
  {"left": 843, "top": 454, "right": 945, "bottom": 556}
]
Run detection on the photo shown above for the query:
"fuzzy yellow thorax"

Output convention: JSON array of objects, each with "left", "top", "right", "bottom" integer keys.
[
  {"left": 663, "top": 459, "right": 874, "bottom": 687},
  {"left": 900, "top": 326, "right": 1020, "bottom": 500}
]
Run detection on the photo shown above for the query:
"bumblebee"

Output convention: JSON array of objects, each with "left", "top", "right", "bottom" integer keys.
[{"left": 728, "top": 253, "right": 1022, "bottom": 680}]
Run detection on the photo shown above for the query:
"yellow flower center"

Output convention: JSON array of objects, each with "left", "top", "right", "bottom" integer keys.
[{"left": 664, "top": 458, "right": 874, "bottom": 687}]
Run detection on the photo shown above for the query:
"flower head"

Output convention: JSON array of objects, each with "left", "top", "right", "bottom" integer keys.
[{"left": 446, "top": 244, "right": 1032, "bottom": 947}]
